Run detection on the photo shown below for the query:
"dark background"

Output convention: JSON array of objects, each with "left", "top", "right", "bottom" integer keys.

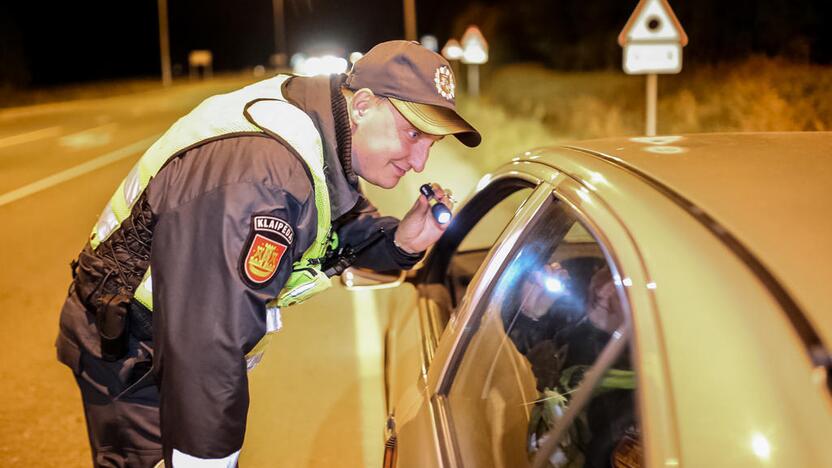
[{"left": 2, "top": 0, "right": 830, "bottom": 87}]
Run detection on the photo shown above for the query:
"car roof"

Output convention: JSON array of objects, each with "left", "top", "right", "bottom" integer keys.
[{"left": 538, "top": 132, "right": 832, "bottom": 346}]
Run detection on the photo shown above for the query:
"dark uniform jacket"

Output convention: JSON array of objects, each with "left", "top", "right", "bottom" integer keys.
[{"left": 56, "top": 74, "right": 422, "bottom": 460}]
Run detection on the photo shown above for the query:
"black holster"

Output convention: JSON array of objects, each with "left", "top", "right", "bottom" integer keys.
[{"left": 72, "top": 247, "right": 136, "bottom": 362}]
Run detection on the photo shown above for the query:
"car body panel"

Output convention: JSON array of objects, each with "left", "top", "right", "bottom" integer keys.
[
  {"left": 546, "top": 133, "right": 832, "bottom": 345},
  {"left": 383, "top": 283, "right": 424, "bottom": 418},
  {"left": 381, "top": 133, "right": 831, "bottom": 467},
  {"left": 382, "top": 282, "right": 445, "bottom": 467}
]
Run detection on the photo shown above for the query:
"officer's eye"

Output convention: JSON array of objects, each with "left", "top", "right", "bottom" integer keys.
[{"left": 407, "top": 129, "right": 421, "bottom": 140}]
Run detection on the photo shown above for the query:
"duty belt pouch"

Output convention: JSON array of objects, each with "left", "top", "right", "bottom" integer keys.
[{"left": 96, "top": 292, "right": 131, "bottom": 362}]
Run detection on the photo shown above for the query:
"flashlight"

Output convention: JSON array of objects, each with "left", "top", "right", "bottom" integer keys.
[{"left": 420, "top": 183, "right": 452, "bottom": 225}]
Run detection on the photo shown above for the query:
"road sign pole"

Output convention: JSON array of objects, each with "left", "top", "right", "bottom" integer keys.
[
  {"left": 468, "top": 64, "right": 479, "bottom": 97},
  {"left": 646, "top": 73, "right": 657, "bottom": 136}
]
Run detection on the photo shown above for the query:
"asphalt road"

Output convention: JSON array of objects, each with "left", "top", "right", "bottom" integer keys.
[{"left": 0, "top": 75, "right": 480, "bottom": 467}]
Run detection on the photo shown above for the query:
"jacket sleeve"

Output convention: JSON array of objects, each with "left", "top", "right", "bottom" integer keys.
[
  {"left": 150, "top": 180, "right": 315, "bottom": 464},
  {"left": 335, "top": 196, "right": 423, "bottom": 272}
]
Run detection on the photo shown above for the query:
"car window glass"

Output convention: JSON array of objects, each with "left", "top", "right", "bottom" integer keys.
[
  {"left": 457, "top": 189, "right": 532, "bottom": 252},
  {"left": 445, "top": 197, "right": 640, "bottom": 468},
  {"left": 445, "top": 188, "right": 533, "bottom": 309}
]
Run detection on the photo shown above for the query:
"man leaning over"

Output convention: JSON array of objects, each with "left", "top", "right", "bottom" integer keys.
[{"left": 55, "top": 40, "right": 481, "bottom": 467}]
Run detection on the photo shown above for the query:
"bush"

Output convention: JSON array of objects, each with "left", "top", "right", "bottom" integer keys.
[
  {"left": 454, "top": 97, "right": 559, "bottom": 173},
  {"left": 483, "top": 57, "right": 832, "bottom": 139}
]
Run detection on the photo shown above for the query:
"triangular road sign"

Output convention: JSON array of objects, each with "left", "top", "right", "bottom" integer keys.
[
  {"left": 441, "top": 39, "right": 463, "bottom": 60},
  {"left": 460, "top": 25, "right": 488, "bottom": 51},
  {"left": 460, "top": 25, "right": 488, "bottom": 64},
  {"left": 619, "top": 0, "right": 688, "bottom": 46}
]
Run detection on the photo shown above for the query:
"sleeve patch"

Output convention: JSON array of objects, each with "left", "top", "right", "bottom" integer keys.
[{"left": 240, "top": 215, "right": 294, "bottom": 288}]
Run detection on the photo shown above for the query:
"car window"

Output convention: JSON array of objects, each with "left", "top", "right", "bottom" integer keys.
[
  {"left": 444, "top": 195, "right": 640, "bottom": 468},
  {"left": 445, "top": 188, "right": 534, "bottom": 308},
  {"left": 457, "top": 189, "right": 533, "bottom": 252}
]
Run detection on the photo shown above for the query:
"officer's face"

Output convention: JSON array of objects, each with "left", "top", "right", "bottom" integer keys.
[{"left": 351, "top": 96, "right": 442, "bottom": 189}]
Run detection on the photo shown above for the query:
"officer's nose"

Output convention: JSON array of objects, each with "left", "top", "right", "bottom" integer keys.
[{"left": 408, "top": 144, "right": 430, "bottom": 173}]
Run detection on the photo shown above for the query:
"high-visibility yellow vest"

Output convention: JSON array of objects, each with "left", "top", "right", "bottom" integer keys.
[{"left": 89, "top": 75, "right": 335, "bottom": 311}]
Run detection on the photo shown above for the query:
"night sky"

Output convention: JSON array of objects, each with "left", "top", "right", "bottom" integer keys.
[{"left": 2, "top": 0, "right": 831, "bottom": 87}]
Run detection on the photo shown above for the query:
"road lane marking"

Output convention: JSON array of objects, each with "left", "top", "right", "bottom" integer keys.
[
  {"left": 59, "top": 123, "right": 118, "bottom": 150},
  {"left": 0, "top": 126, "right": 62, "bottom": 149},
  {"left": 0, "top": 134, "right": 159, "bottom": 207},
  {"left": 352, "top": 289, "right": 384, "bottom": 468}
]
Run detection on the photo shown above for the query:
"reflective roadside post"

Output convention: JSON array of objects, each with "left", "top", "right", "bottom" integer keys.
[
  {"left": 460, "top": 26, "right": 488, "bottom": 98},
  {"left": 441, "top": 39, "right": 464, "bottom": 93},
  {"left": 619, "top": 0, "right": 688, "bottom": 136}
]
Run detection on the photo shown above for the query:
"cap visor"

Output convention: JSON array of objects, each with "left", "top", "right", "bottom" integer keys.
[{"left": 389, "top": 98, "right": 481, "bottom": 147}]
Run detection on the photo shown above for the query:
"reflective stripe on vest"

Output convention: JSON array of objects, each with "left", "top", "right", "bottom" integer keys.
[{"left": 90, "top": 75, "right": 334, "bottom": 311}]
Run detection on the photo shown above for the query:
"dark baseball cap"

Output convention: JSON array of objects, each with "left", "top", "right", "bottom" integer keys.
[{"left": 344, "top": 40, "right": 481, "bottom": 147}]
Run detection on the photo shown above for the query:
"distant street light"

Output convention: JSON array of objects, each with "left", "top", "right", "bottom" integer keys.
[
  {"left": 349, "top": 52, "right": 364, "bottom": 64},
  {"left": 293, "top": 55, "right": 348, "bottom": 76},
  {"left": 157, "top": 0, "right": 172, "bottom": 87},
  {"left": 420, "top": 35, "right": 438, "bottom": 52}
]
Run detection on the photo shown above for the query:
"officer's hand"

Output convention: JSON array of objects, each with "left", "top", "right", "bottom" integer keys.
[{"left": 394, "top": 183, "right": 454, "bottom": 254}]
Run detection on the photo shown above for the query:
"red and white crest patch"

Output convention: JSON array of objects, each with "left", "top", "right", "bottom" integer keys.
[
  {"left": 244, "top": 234, "right": 286, "bottom": 284},
  {"left": 239, "top": 215, "right": 293, "bottom": 288}
]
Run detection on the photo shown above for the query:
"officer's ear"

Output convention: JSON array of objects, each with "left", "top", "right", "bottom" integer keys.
[{"left": 348, "top": 88, "right": 376, "bottom": 123}]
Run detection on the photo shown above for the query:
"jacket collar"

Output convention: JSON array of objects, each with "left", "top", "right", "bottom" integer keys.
[{"left": 281, "top": 74, "right": 362, "bottom": 221}]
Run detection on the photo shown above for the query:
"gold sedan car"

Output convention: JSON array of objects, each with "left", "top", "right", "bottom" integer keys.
[{"left": 347, "top": 133, "right": 832, "bottom": 467}]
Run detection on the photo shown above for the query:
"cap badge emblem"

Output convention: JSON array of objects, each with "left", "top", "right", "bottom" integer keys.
[{"left": 434, "top": 66, "right": 455, "bottom": 101}]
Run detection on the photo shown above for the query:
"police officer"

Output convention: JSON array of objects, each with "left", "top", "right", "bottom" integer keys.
[{"left": 55, "top": 40, "right": 480, "bottom": 467}]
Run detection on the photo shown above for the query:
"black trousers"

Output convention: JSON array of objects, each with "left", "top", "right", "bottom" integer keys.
[
  {"left": 60, "top": 288, "right": 162, "bottom": 467},
  {"left": 76, "top": 370, "right": 162, "bottom": 467}
]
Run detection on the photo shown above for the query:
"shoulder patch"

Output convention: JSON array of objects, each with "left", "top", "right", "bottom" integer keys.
[{"left": 239, "top": 215, "right": 294, "bottom": 288}]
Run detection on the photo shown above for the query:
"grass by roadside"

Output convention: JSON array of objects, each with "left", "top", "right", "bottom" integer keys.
[
  {"left": 484, "top": 56, "right": 832, "bottom": 140},
  {"left": 453, "top": 98, "right": 560, "bottom": 174}
]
